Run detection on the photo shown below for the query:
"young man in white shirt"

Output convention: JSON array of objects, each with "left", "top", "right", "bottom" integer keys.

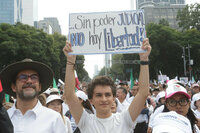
[
  {"left": 63, "top": 38, "right": 151, "bottom": 133},
  {"left": 0, "top": 59, "right": 66, "bottom": 133}
]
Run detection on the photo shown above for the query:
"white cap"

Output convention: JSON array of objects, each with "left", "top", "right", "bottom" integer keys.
[
  {"left": 44, "top": 88, "right": 51, "bottom": 95},
  {"left": 46, "top": 95, "right": 63, "bottom": 104},
  {"left": 49, "top": 88, "right": 59, "bottom": 94},
  {"left": 192, "top": 83, "right": 199, "bottom": 88},
  {"left": 156, "top": 91, "right": 165, "bottom": 103},
  {"left": 191, "top": 93, "right": 200, "bottom": 110},
  {"left": 165, "top": 84, "right": 190, "bottom": 99},
  {"left": 152, "top": 111, "right": 192, "bottom": 133},
  {"left": 76, "top": 90, "right": 88, "bottom": 101}
]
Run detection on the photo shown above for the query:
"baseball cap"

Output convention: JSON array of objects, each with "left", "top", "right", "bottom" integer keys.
[
  {"left": 167, "top": 79, "right": 185, "bottom": 87},
  {"left": 156, "top": 91, "right": 165, "bottom": 103},
  {"left": 165, "top": 84, "right": 190, "bottom": 99},
  {"left": 152, "top": 111, "right": 192, "bottom": 133},
  {"left": 76, "top": 90, "right": 88, "bottom": 101},
  {"left": 46, "top": 95, "right": 63, "bottom": 104},
  {"left": 192, "top": 83, "right": 200, "bottom": 88}
]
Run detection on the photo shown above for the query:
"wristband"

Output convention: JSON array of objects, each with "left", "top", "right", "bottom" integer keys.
[{"left": 140, "top": 60, "right": 149, "bottom": 65}]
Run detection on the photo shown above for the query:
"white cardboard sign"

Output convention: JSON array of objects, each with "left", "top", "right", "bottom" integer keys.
[{"left": 69, "top": 10, "right": 146, "bottom": 55}]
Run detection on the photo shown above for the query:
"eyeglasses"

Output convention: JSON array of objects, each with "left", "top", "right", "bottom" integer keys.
[
  {"left": 167, "top": 99, "right": 189, "bottom": 107},
  {"left": 17, "top": 74, "right": 39, "bottom": 82}
]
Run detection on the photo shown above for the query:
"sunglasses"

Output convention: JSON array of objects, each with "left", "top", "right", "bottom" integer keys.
[{"left": 17, "top": 74, "right": 39, "bottom": 82}]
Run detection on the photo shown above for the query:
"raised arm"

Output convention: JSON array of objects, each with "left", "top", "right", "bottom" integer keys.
[
  {"left": 63, "top": 42, "right": 83, "bottom": 124},
  {"left": 128, "top": 38, "right": 151, "bottom": 122}
]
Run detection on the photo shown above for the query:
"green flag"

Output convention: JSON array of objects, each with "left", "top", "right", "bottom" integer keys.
[
  {"left": 53, "top": 78, "right": 58, "bottom": 88},
  {"left": 5, "top": 94, "right": 10, "bottom": 102},
  {"left": 130, "top": 69, "right": 134, "bottom": 89}
]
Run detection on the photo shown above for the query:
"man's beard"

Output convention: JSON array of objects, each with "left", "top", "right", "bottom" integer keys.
[{"left": 17, "top": 83, "right": 39, "bottom": 101}]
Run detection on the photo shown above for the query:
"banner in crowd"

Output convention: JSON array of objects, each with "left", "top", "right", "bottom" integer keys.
[{"left": 69, "top": 10, "right": 146, "bottom": 55}]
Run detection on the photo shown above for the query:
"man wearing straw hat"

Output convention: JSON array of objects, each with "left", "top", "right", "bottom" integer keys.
[{"left": 0, "top": 59, "right": 66, "bottom": 133}]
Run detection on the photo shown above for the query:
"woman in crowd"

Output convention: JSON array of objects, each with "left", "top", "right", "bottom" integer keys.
[
  {"left": 148, "top": 80, "right": 199, "bottom": 133},
  {"left": 46, "top": 95, "right": 73, "bottom": 133}
]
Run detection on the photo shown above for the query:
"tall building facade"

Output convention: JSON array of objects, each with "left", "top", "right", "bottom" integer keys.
[
  {"left": 0, "top": 0, "right": 37, "bottom": 26},
  {"left": 0, "top": 0, "right": 22, "bottom": 24},
  {"left": 133, "top": 0, "right": 186, "bottom": 30},
  {"left": 36, "top": 17, "right": 61, "bottom": 34}
]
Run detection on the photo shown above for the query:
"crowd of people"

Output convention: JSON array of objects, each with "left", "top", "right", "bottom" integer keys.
[{"left": 0, "top": 38, "right": 200, "bottom": 133}]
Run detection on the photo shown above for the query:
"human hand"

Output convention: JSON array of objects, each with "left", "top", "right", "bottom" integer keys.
[
  {"left": 63, "top": 41, "right": 76, "bottom": 64},
  {"left": 139, "top": 38, "right": 151, "bottom": 61}
]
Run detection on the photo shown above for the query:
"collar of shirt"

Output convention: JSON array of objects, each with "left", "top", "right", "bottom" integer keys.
[{"left": 9, "top": 100, "right": 43, "bottom": 119}]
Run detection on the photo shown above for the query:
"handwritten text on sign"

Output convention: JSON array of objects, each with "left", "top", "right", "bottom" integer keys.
[{"left": 69, "top": 10, "right": 145, "bottom": 55}]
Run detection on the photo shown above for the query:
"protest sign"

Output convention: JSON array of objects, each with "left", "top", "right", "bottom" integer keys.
[{"left": 69, "top": 10, "right": 146, "bottom": 55}]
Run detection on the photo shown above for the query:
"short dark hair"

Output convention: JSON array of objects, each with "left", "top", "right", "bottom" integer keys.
[
  {"left": 87, "top": 76, "right": 116, "bottom": 99},
  {"left": 117, "top": 87, "right": 127, "bottom": 95}
]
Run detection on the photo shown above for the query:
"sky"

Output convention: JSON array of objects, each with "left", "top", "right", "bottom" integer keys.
[{"left": 38, "top": 0, "right": 199, "bottom": 79}]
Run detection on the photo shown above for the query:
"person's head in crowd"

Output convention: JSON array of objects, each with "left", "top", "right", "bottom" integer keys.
[
  {"left": 119, "top": 81, "right": 129, "bottom": 92},
  {"left": 191, "top": 93, "right": 200, "bottom": 110},
  {"left": 76, "top": 90, "right": 94, "bottom": 114},
  {"left": 38, "top": 93, "right": 47, "bottom": 106},
  {"left": 49, "top": 87, "right": 59, "bottom": 95},
  {"left": 155, "top": 91, "right": 165, "bottom": 105},
  {"left": 87, "top": 76, "right": 116, "bottom": 113},
  {"left": 81, "top": 81, "right": 88, "bottom": 94},
  {"left": 152, "top": 87, "right": 160, "bottom": 97},
  {"left": 192, "top": 83, "right": 200, "bottom": 94},
  {"left": 0, "top": 58, "right": 53, "bottom": 108},
  {"left": 130, "top": 85, "right": 139, "bottom": 97},
  {"left": 46, "top": 94, "right": 63, "bottom": 116},
  {"left": 111, "top": 99, "right": 118, "bottom": 113},
  {"left": 164, "top": 83, "right": 198, "bottom": 133},
  {"left": 116, "top": 86, "right": 127, "bottom": 103}
]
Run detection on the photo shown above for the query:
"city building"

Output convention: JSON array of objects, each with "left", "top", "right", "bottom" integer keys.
[
  {"left": 131, "top": 0, "right": 186, "bottom": 30},
  {"left": 93, "top": 64, "right": 99, "bottom": 77},
  {"left": 0, "top": 0, "right": 22, "bottom": 24},
  {"left": 36, "top": 17, "right": 61, "bottom": 34},
  {"left": 0, "top": 0, "right": 37, "bottom": 26}
]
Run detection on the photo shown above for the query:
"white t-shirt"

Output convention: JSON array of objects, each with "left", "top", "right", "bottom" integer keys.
[
  {"left": 8, "top": 101, "right": 66, "bottom": 133},
  {"left": 148, "top": 105, "right": 164, "bottom": 128},
  {"left": 64, "top": 116, "right": 73, "bottom": 133},
  {"left": 78, "top": 109, "right": 136, "bottom": 133}
]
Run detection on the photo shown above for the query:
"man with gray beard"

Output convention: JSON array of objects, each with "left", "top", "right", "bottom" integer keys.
[{"left": 0, "top": 59, "right": 66, "bottom": 133}]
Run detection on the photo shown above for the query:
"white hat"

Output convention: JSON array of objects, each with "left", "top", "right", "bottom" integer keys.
[
  {"left": 167, "top": 79, "right": 184, "bottom": 87},
  {"left": 49, "top": 88, "right": 59, "bottom": 94},
  {"left": 156, "top": 91, "right": 165, "bottom": 103},
  {"left": 165, "top": 84, "right": 190, "bottom": 99},
  {"left": 46, "top": 95, "right": 63, "bottom": 104},
  {"left": 152, "top": 111, "right": 192, "bottom": 133},
  {"left": 44, "top": 88, "right": 51, "bottom": 95},
  {"left": 76, "top": 90, "right": 88, "bottom": 101},
  {"left": 191, "top": 93, "right": 200, "bottom": 110},
  {"left": 192, "top": 83, "right": 200, "bottom": 88}
]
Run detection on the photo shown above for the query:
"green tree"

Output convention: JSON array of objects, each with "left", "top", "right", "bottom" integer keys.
[
  {"left": 0, "top": 23, "right": 90, "bottom": 83},
  {"left": 159, "top": 19, "right": 169, "bottom": 26},
  {"left": 177, "top": 3, "right": 200, "bottom": 31},
  {"left": 146, "top": 23, "right": 183, "bottom": 79}
]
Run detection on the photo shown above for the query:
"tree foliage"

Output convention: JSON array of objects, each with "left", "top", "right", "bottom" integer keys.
[
  {"left": 0, "top": 23, "right": 90, "bottom": 83},
  {"left": 177, "top": 3, "right": 200, "bottom": 31}
]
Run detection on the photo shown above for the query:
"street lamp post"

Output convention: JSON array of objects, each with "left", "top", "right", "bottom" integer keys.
[
  {"left": 182, "top": 47, "right": 187, "bottom": 76},
  {"left": 187, "top": 44, "right": 192, "bottom": 81}
]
